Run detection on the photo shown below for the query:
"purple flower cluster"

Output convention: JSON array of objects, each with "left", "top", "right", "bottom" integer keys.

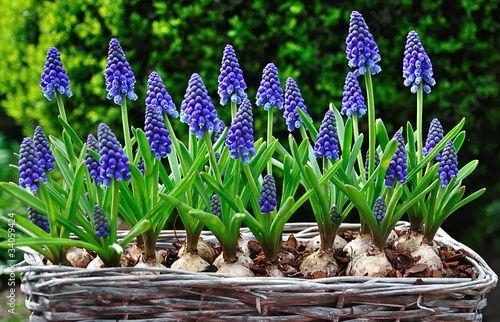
[
  {"left": 423, "top": 118, "right": 444, "bottom": 160},
  {"left": 97, "top": 123, "right": 131, "bottom": 186},
  {"left": 105, "top": 38, "right": 137, "bottom": 105},
  {"left": 341, "top": 72, "right": 367, "bottom": 118},
  {"left": 85, "top": 134, "right": 102, "bottom": 185},
  {"left": 364, "top": 150, "right": 380, "bottom": 181},
  {"left": 225, "top": 98, "right": 257, "bottom": 164},
  {"left": 313, "top": 110, "right": 339, "bottom": 160},
  {"left": 40, "top": 47, "right": 72, "bottom": 100},
  {"left": 214, "top": 119, "right": 225, "bottom": 145},
  {"left": 438, "top": 141, "right": 459, "bottom": 187},
  {"left": 403, "top": 31, "right": 436, "bottom": 93},
  {"left": 284, "top": 77, "right": 312, "bottom": 132},
  {"left": 93, "top": 204, "right": 110, "bottom": 238},
  {"left": 34, "top": 126, "right": 55, "bottom": 172},
  {"left": 180, "top": 73, "right": 221, "bottom": 139},
  {"left": 218, "top": 45, "right": 247, "bottom": 106},
  {"left": 146, "top": 71, "right": 178, "bottom": 118},
  {"left": 385, "top": 132, "right": 407, "bottom": 187},
  {"left": 210, "top": 194, "right": 222, "bottom": 220},
  {"left": 144, "top": 105, "right": 172, "bottom": 159},
  {"left": 28, "top": 207, "right": 50, "bottom": 233},
  {"left": 330, "top": 205, "right": 341, "bottom": 225},
  {"left": 137, "top": 156, "right": 145, "bottom": 175},
  {"left": 18, "top": 137, "right": 46, "bottom": 193},
  {"left": 255, "top": 63, "right": 284, "bottom": 110},
  {"left": 345, "top": 11, "right": 381, "bottom": 77},
  {"left": 373, "top": 197, "right": 387, "bottom": 224},
  {"left": 258, "top": 174, "right": 278, "bottom": 214}
]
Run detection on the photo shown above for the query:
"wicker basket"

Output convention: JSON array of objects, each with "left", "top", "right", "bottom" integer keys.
[{"left": 7, "top": 222, "right": 497, "bottom": 321}]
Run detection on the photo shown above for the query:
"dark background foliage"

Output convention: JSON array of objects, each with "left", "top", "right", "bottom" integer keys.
[{"left": 1, "top": 0, "right": 499, "bottom": 253}]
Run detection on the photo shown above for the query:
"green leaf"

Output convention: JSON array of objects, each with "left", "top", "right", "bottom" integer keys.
[
  {"left": 296, "top": 107, "right": 319, "bottom": 142},
  {"left": 0, "top": 183, "right": 46, "bottom": 213},
  {"left": 457, "top": 160, "right": 478, "bottom": 181},
  {"left": 376, "top": 119, "right": 390, "bottom": 151},
  {"left": 119, "top": 220, "right": 151, "bottom": 248},
  {"left": 58, "top": 116, "right": 84, "bottom": 150},
  {"left": 136, "top": 129, "right": 154, "bottom": 175}
]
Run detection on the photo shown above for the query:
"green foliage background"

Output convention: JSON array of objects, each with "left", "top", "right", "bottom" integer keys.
[{"left": 0, "top": 0, "right": 499, "bottom": 252}]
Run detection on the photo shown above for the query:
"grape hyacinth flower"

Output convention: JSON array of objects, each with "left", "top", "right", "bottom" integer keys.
[
  {"left": 146, "top": 71, "right": 178, "bottom": 118},
  {"left": 34, "top": 126, "right": 55, "bottom": 172},
  {"left": 214, "top": 120, "right": 225, "bottom": 145},
  {"left": 385, "top": 132, "right": 407, "bottom": 187},
  {"left": 330, "top": 205, "right": 341, "bottom": 225},
  {"left": 210, "top": 194, "right": 222, "bottom": 220},
  {"left": 144, "top": 105, "right": 172, "bottom": 159},
  {"left": 345, "top": 11, "right": 382, "bottom": 77},
  {"left": 364, "top": 150, "right": 380, "bottom": 181},
  {"left": 18, "top": 137, "right": 46, "bottom": 193},
  {"left": 84, "top": 192, "right": 91, "bottom": 221},
  {"left": 284, "top": 77, "right": 312, "bottom": 132},
  {"left": 28, "top": 207, "right": 50, "bottom": 233},
  {"left": 85, "top": 134, "right": 102, "bottom": 185},
  {"left": 258, "top": 175, "right": 278, "bottom": 214},
  {"left": 137, "top": 156, "right": 145, "bottom": 175},
  {"left": 225, "top": 98, "right": 257, "bottom": 164},
  {"left": 313, "top": 110, "right": 339, "bottom": 160},
  {"left": 180, "top": 73, "right": 221, "bottom": 139},
  {"left": 403, "top": 31, "right": 436, "bottom": 93},
  {"left": 423, "top": 118, "right": 444, "bottom": 160},
  {"left": 341, "top": 72, "right": 367, "bottom": 118},
  {"left": 218, "top": 44, "right": 247, "bottom": 106},
  {"left": 255, "top": 63, "right": 284, "bottom": 110},
  {"left": 437, "top": 141, "right": 458, "bottom": 187},
  {"left": 105, "top": 38, "right": 138, "bottom": 105},
  {"left": 97, "top": 123, "right": 131, "bottom": 187},
  {"left": 373, "top": 197, "right": 387, "bottom": 224},
  {"left": 93, "top": 204, "right": 110, "bottom": 238},
  {"left": 40, "top": 47, "right": 72, "bottom": 100}
]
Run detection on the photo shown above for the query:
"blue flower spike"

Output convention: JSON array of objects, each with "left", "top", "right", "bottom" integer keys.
[
  {"left": 146, "top": 71, "right": 178, "bottom": 118},
  {"left": 438, "top": 140, "right": 459, "bottom": 187},
  {"left": 284, "top": 77, "right": 312, "bottom": 132},
  {"left": 403, "top": 31, "right": 436, "bottom": 94},
  {"left": 97, "top": 123, "right": 131, "bottom": 187},
  {"left": 85, "top": 134, "right": 102, "bottom": 185},
  {"left": 345, "top": 11, "right": 382, "bottom": 77},
  {"left": 105, "top": 38, "right": 137, "bottom": 105},
  {"left": 330, "top": 205, "right": 341, "bottom": 225},
  {"left": 373, "top": 197, "right": 387, "bottom": 224},
  {"left": 218, "top": 44, "right": 247, "bottom": 106},
  {"left": 255, "top": 63, "right": 284, "bottom": 110},
  {"left": 385, "top": 132, "right": 407, "bottom": 187},
  {"left": 180, "top": 73, "right": 221, "bottom": 139},
  {"left": 18, "top": 137, "right": 46, "bottom": 193},
  {"left": 313, "top": 110, "right": 339, "bottom": 160},
  {"left": 214, "top": 119, "right": 225, "bottom": 146},
  {"left": 423, "top": 118, "right": 444, "bottom": 160},
  {"left": 364, "top": 150, "right": 381, "bottom": 181},
  {"left": 144, "top": 105, "right": 173, "bottom": 159},
  {"left": 94, "top": 204, "right": 110, "bottom": 238},
  {"left": 28, "top": 207, "right": 50, "bottom": 233},
  {"left": 34, "top": 126, "right": 55, "bottom": 172},
  {"left": 341, "top": 72, "right": 367, "bottom": 118},
  {"left": 210, "top": 194, "right": 222, "bottom": 220},
  {"left": 225, "top": 98, "right": 257, "bottom": 164},
  {"left": 258, "top": 174, "right": 278, "bottom": 214},
  {"left": 40, "top": 47, "right": 72, "bottom": 101}
]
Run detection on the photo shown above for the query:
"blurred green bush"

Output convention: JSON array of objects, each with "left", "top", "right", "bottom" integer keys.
[{"left": 0, "top": 0, "right": 499, "bottom": 250}]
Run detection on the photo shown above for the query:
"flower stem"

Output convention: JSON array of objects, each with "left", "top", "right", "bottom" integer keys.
[
  {"left": 231, "top": 101, "right": 237, "bottom": 122},
  {"left": 352, "top": 114, "right": 366, "bottom": 183},
  {"left": 165, "top": 117, "right": 188, "bottom": 177},
  {"left": 267, "top": 109, "right": 273, "bottom": 175},
  {"left": 364, "top": 72, "right": 376, "bottom": 197},
  {"left": 110, "top": 179, "right": 120, "bottom": 243},
  {"left": 120, "top": 98, "right": 133, "bottom": 161},
  {"left": 243, "top": 163, "right": 260, "bottom": 201},
  {"left": 417, "top": 84, "right": 424, "bottom": 183},
  {"left": 204, "top": 130, "right": 223, "bottom": 186},
  {"left": 55, "top": 92, "right": 68, "bottom": 123}
]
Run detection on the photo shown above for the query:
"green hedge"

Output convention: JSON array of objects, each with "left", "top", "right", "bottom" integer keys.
[{"left": 1, "top": 0, "right": 499, "bottom": 249}]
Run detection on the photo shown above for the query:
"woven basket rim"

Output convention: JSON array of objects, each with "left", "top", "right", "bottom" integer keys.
[{"left": 6, "top": 221, "right": 498, "bottom": 295}]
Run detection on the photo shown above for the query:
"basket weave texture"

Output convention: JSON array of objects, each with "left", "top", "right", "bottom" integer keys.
[{"left": 7, "top": 222, "right": 497, "bottom": 321}]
